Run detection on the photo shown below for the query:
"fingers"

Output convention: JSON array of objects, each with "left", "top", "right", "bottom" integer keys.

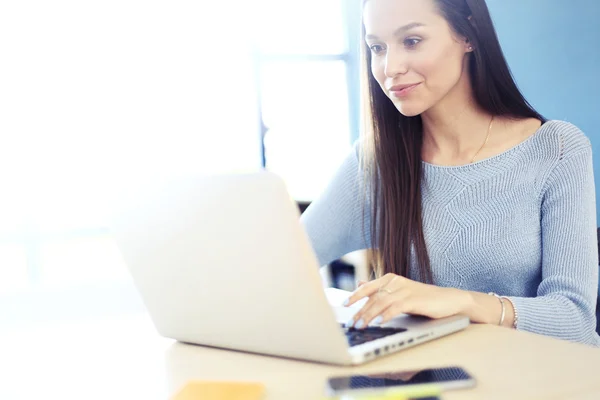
[
  {"left": 348, "top": 290, "right": 408, "bottom": 329},
  {"left": 344, "top": 273, "right": 398, "bottom": 307},
  {"left": 344, "top": 280, "right": 453, "bottom": 328},
  {"left": 342, "top": 281, "right": 379, "bottom": 307},
  {"left": 357, "top": 280, "right": 367, "bottom": 287}
]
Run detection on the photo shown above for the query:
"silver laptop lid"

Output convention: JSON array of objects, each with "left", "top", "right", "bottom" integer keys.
[{"left": 109, "top": 172, "right": 352, "bottom": 364}]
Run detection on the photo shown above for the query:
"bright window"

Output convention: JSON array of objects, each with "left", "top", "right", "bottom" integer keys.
[
  {"left": 257, "top": 0, "right": 360, "bottom": 201},
  {"left": 0, "top": 0, "right": 361, "bottom": 316}
]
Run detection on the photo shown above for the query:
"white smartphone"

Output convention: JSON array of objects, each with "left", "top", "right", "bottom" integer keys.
[{"left": 326, "top": 366, "right": 476, "bottom": 396}]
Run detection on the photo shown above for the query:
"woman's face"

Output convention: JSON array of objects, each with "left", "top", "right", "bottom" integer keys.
[{"left": 363, "top": 0, "right": 472, "bottom": 117}]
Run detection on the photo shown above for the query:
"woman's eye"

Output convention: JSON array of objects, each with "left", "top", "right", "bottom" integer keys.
[
  {"left": 404, "top": 38, "right": 421, "bottom": 48},
  {"left": 369, "top": 44, "right": 385, "bottom": 55}
]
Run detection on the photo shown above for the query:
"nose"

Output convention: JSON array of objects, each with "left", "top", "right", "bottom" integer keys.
[{"left": 384, "top": 47, "right": 409, "bottom": 78}]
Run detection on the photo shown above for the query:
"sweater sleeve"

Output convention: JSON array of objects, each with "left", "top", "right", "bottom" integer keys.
[
  {"left": 508, "top": 141, "right": 600, "bottom": 346},
  {"left": 300, "top": 141, "right": 371, "bottom": 267}
]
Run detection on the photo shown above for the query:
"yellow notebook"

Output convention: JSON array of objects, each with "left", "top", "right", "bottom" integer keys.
[{"left": 171, "top": 381, "right": 265, "bottom": 400}]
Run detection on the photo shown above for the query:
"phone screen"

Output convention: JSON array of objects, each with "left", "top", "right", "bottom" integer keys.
[{"left": 327, "top": 366, "right": 474, "bottom": 393}]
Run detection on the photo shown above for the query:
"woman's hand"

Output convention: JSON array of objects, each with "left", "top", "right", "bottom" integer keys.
[{"left": 344, "top": 273, "right": 470, "bottom": 329}]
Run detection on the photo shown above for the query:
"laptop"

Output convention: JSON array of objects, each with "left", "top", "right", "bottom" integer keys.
[{"left": 109, "top": 171, "right": 469, "bottom": 365}]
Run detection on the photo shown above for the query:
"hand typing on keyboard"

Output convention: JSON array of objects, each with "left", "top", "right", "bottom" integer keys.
[{"left": 343, "top": 273, "right": 469, "bottom": 329}]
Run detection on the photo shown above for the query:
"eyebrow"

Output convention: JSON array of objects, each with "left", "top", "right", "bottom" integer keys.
[{"left": 365, "top": 22, "right": 426, "bottom": 40}]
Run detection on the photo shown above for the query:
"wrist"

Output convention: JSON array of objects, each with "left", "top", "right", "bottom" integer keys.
[
  {"left": 500, "top": 296, "right": 516, "bottom": 329},
  {"left": 453, "top": 288, "right": 481, "bottom": 322},
  {"left": 460, "top": 290, "right": 499, "bottom": 324}
]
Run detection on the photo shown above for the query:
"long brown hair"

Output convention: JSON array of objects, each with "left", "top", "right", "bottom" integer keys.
[{"left": 360, "top": 0, "right": 545, "bottom": 283}]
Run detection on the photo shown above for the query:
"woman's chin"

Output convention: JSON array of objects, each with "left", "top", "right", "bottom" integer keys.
[{"left": 393, "top": 101, "right": 427, "bottom": 118}]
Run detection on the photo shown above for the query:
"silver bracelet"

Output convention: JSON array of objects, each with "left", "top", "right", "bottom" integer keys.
[
  {"left": 500, "top": 296, "right": 518, "bottom": 329},
  {"left": 488, "top": 292, "right": 505, "bottom": 326}
]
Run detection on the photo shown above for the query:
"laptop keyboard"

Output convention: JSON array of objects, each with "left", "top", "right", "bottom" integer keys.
[{"left": 341, "top": 324, "right": 407, "bottom": 347}]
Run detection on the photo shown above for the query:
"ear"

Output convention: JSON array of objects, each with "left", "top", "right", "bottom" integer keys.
[
  {"left": 464, "top": 37, "right": 474, "bottom": 52},
  {"left": 465, "top": 16, "right": 475, "bottom": 52},
  {"left": 465, "top": 39, "right": 474, "bottom": 52}
]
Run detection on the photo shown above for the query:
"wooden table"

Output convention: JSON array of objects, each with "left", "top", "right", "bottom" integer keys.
[{"left": 2, "top": 313, "right": 600, "bottom": 399}]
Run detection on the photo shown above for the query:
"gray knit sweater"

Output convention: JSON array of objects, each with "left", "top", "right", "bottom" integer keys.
[{"left": 301, "top": 120, "right": 600, "bottom": 346}]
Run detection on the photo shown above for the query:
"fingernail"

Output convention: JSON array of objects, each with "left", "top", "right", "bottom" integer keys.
[
  {"left": 342, "top": 299, "right": 349, "bottom": 306},
  {"left": 355, "top": 319, "right": 365, "bottom": 329},
  {"left": 372, "top": 315, "right": 383, "bottom": 325},
  {"left": 344, "top": 319, "right": 354, "bottom": 328}
]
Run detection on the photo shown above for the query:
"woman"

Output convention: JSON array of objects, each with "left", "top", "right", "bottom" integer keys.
[{"left": 301, "top": 0, "right": 600, "bottom": 346}]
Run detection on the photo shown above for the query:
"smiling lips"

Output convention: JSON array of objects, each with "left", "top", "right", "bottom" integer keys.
[{"left": 388, "top": 83, "right": 421, "bottom": 98}]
